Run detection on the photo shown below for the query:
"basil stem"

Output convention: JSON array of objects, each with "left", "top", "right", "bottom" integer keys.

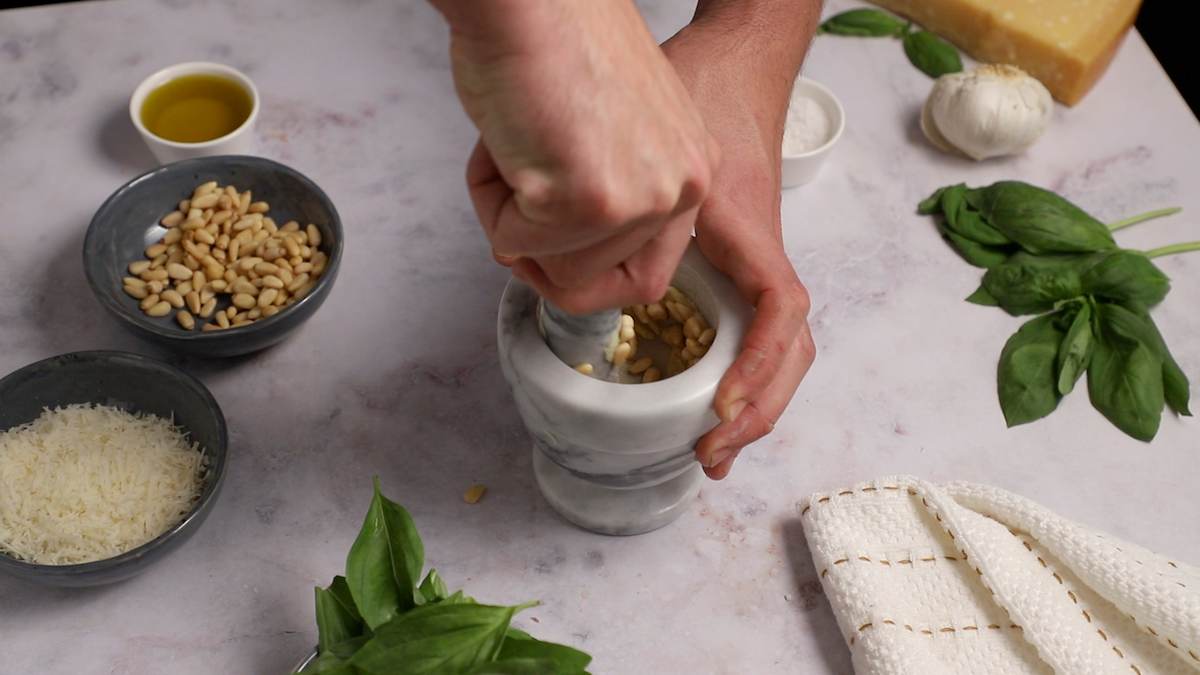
[
  {"left": 1107, "top": 206, "right": 1182, "bottom": 232},
  {"left": 1145, "top": 241, "right": 1200, "bottom": 258}
]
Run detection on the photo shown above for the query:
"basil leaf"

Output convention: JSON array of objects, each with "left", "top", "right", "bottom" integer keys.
[
  {"left": 317, "top": 586, "right": 365, "bottom": 652},
  {"left": 468, "top": 659, "right": 578, "bottom": 675},
  {"left": 918, "top": 186, "right": 949, "bottom": 215},
  {"left": 1099, "top": 304, "right": 1191, "bottom": 417},
  {"left": 1056, "top": 302, "right": 1094, "bottom": 395},
  {"left": 328, "top": 636, "right": 370, "bottom": 661},
  {"left": 1088, "top": 304, "right": 1165, "bottom": 441},
  {"left": 328, "top": 576, "right": 363, "bottom": 624},
  {"left": 902, "top": 30, "right": 962, "bottom": 78},
  {"left": 997, "top": 313, "right": 1065, "bottom": 427},
  {"left": 301, "top": 652, "right": 361, "bottom": 675},
  {"left": 965, "top": 285, "right": 999, "bottom": 306},
  {"left": 419, "top": 569, "right": 449, "bottom": 604},
  {"left": 505, "top": 628, "right": 535, "bottom": 641},
  {"left": 497, "top": 636, "right": 593, "bottom": 672},
  {"left": 350, "top": 602, "right": 532, "bottom": 674},
  {"left": 963, "top": 187, "right": 985, "bottom": 211},
  {"left": 979, "top": 182, "right": 1116, "bottom": 254},
  {"left": 346, "top": 478, "right": 425, "bottom": 630},
  {"left": 1079, "top": 250, "right": 1170, "bottom": 308},
  {"left": 941, "top": 185, "right": 1011, "bottom": 246},
  {"left": 981, "top": 253, "right": 1087, "bottom": 315},
  {"left": 819, "top": 9, "right": 907, "bottom": 37},
  {"left": 939, "top": 226, "right": 1013, "bottom": 268},
  {"left": 441, "top": 590, "right": 477, "bottom": 605}
]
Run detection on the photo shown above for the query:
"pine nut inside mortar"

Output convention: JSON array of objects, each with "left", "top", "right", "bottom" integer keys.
[{"left": 119, "top": 181, "right": 331, "bottom": 331}]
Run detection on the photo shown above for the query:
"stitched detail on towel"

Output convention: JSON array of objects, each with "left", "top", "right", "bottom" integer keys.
[
  {"left": 800, "top": 483, "right": 907, "bottom": 516},
  {"left": 1017, "top": 536, "right": 1144, "bottom": 674},
  {"left": 847, "top": 619, "right": 1024, "bottom": 647},
  {"left": 819, "top": 552, "right": 964, "bottom": 579}
]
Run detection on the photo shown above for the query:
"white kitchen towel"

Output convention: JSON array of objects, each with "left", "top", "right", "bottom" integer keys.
[{"left": 800, "top": 476, "right": 1200, "bottom": 675}]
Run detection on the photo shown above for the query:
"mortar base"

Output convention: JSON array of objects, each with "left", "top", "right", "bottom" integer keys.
[{"left": 532, "top": 448, "right": 703, "bottom": 536}]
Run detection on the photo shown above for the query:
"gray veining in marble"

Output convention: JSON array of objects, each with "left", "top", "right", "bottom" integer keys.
[{"left": 1, "top": 0, "right": 1198, "bottom": 673}]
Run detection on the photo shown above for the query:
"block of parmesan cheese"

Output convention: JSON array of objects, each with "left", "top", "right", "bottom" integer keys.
[{"left": 870, "top": 0, "right": 1141, "bottom": 105}]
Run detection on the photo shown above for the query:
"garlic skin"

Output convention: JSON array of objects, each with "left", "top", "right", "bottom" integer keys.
[{"left": 921, "top": 64, "right": 1053, "bottom": 161}]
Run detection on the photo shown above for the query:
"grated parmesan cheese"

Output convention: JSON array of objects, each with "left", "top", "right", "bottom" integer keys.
[{"left": 0, "top": 404, "right": 207, "bottom": 565}]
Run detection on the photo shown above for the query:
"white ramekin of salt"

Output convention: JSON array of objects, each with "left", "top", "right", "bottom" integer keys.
[{"left": 781, "top": 77, "right": 844, "bottom": 188}]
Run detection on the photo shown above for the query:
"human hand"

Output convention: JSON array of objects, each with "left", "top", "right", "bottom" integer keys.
[
  {"left": 430, "top": 0, "right": 720, "bottom": 313},
  {"left": 662, "top": 23, "right": 817, "bottom": 480}
]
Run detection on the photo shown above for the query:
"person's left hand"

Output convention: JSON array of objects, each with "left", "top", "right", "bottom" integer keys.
[{"left": 661, "top": 26, "right": 817, "bottom": 480}]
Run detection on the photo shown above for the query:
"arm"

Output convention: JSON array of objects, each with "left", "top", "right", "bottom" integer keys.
[
  {"left": 663, "top": 0, "right": 822, "bottom": 479},
  {"left": 428, "top": 0, "right": 721, "bottom": 313}
]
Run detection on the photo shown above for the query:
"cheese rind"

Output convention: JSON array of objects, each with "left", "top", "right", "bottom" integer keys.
[{"left": 870, "top": 0, "right": 1141, "bottom": 105}]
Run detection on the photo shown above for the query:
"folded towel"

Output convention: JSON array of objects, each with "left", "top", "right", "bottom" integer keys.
[{"left": 800, "top": 476, "right": 1199, "bottom": 675}]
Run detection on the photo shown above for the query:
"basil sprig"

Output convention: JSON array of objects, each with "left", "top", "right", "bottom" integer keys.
[
  {"left": 818, "top": 8, "right": 963, "bottom": 78},
  {"left": 297, "top": 480, "right": 592, "bottom": 675},
  {"left": 919, "top": 181, "right": 1196, "bottom": 440}
]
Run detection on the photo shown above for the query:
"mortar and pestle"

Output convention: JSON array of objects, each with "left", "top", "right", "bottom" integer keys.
[{"left": 497, "top": 242, "right": 751, "bottom": 535}]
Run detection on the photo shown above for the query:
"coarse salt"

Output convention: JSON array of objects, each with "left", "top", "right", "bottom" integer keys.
[{"left": 783, "top": 94, "right": 832, "bottom": 156}]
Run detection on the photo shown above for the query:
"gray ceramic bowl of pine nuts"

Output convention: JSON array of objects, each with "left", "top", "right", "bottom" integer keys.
[{"left": 84, "top": 155, "right": 343, "bottom": 357}]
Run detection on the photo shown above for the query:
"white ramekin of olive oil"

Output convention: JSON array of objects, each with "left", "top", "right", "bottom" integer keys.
[{"left": 130, "top": 62, "right": 259, "bottom": 164}]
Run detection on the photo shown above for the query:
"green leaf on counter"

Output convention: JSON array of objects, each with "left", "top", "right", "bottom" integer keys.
[
  {"left": 940, "top": 227, "right": 1013, "bottom": 268},
  {"left": 350, "top": 603, "right": 532, "bottom": 675},
  {"left": 941, "top": 185, "right": 1012, "bottom": 246},
  {"left": 902, "top": 30, "right": 963, "bottom": 78},
  {"left": 346, "top": 478, "right": 425, "bottom": 629},
  {"left": 981, "top": 253, "right": 1088, "bottom": 315},
  {"left": 496, "top": 636, "right": 592, "bottom": 673},
  {"left": 1135, "top": 312, "right": 1192, "bottom": 417},
  {"left": 818, "top": 9, "right": 907, "bottom": 37},
  {"left": 468, "top": 659, "right": 578, "bottom": 675},
  {"left": 1088, "top": 304, "right": 1165, "bottom": 441},
  {"left": 301, "top": 652, "right": 361, "bottom": 675},
  {"left": 978, "top": 182, "right": 1116, "bottom": 254},
  {"left": 918, "top": 186, "right": 949, "bottom": 215},
  {"left": 966, "top": 285, "right": 999, "bottom": 306},
  {"left": 317, "top": 585, "right": 365, "bottom": 652},
  {"left": 1056, "top": 302, "right": 1094, "bottom": 395},
  {"left": 998, "top": 313, "right": 1066, "bottom": 427},
  {"left": 1079, "top": 250, "right": 1170, "bottom": 308},
  {"left": 419, "top": 569, "right": 450, "bottom": 604}
]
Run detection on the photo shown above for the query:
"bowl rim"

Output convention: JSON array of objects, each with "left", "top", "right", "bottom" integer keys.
[
  {"left": 0, "top": 350, "right": 229, "bottom": 576},
  {"left": 83, "top": 155, "right": 344, "bottom": 343},
  {"left": 781, "top": 76, "right": 846, "bottom": 159}
]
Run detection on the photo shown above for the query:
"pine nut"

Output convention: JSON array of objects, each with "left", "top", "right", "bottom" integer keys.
[
  {"left": 123, "top": 276, "right": 146, "bottom": 289},
  {"left": 150, "top": 254, "right": 167, "bottom": 269},
  {"left": 283, "top": 237, "right": 300, "bottom": 258},
  {"left": 257, "top": 288, "right": 278, "bottom": 308},
  {"left": 286, "top": 273, "right": 309, "bottom": 292},
  {"left": 232, "top": 293, "right": 256, "bottom": 309},
  {"left": 232, "top": 278, "right": 258, "bottom": 295},
  {"left": 294, "top": 262, "right": 313, "bottom": 274},
  {"left": 194, "top": 228, "right": 216, "bottom": 245},
  {"left": 211, "top": 210, "right": 233, "bottom": 226},
  {"left": 166, "top": 262, "right": 192, "bottom": 280},
  {"left": 186, "top": 291, "right": 202, "bottom": 314},
  {"left": 139, "top": 294, "right": 160, "bottom": 311},
  {"left": 612, "top": 342, "right": 632, "bottom": 367},
  {"left": 628, "top": 357, "right": 653, "bottom": 375},
  {"left": 199, "top": 298, "right": 217, "bottom": 318},
  {"left": 634, "top": 323, "right": 656, "bottom": 340},
  {"left": 686, "top": 338, "right": 707, "bottom": 358},
  {"left": 128, "top": 260, "right": 151, "bottom": 275},
  {"left": 160, "top": 211, "right": 184, "bottom": 227},
  {"left": 262, "top": 217, "right": 277, "bottom": 234},
  {"left": 147, "top": 280, "right": 164, "bottom": 294},
  {"left": 176, "top": 280, "right": 193, "bottom": 295},
  {"left": 202, "top": 322, "right": 222, "bottom": 332},
  {"left": 646, "top": 303, "right": 667, "bottom": 320},
  {"left": 192, "top": 181, "right": 218, "bottom": 199},
  {"left": 252, "top": 262, "right": 278, "bottom": 276},
  {"left": 232, "top": 216, "right": 257, "bottom": 232},
  {"left": 176, "top": 310, "right": 195, "bottom": 330},
  {"left": 262, "top": 275, "right": 284, "bottom": 289},
  {"left": 124, "top": 284, "right": 148, "bottom": 299},
  {"left": 463, "top": 484, "right": 487, "bottom": 504},
  {"left": 228, "top": 238, "right": 241, "bottom": 261},
  {"left": 146, "top": 243, "right": 167, "bottom": 258},
  {"left": 276, "top": 268, "right": 294, "bottom": 284},
  {"left": 238, "top": 191, "right": 251, "bottom": 215},
  {"left": 218, "top": 194, "right": 232, "bottom": 211},
  {"left": 142, "top": 268, "right": 169, "bottom": 282},
  {"left": 698, "top": 328, "right": 716, "bottom": 346},
  {"left": 248, "top": 201, "right": 269, "bottom": 214},
  {"left": 262, "top": 304, "right": 280, "bottom": 318},
  {"left": 237, "top": 256, "right": 262, "bottom": 271},
  {"left": 642, "top": 367, "right": 662, "bottom": 383},
  {"left": 223, "top": 269, "right": 238, "bottom": 284},
  {"left": 181, "top": 217, "right": 205, "bottom": 231},
  {"left": 306, "top": 224, "right": 322, "bottom": 248},
  {"left": 191, "top": 192, "right": 220, "bottom": 209},
  {"left": 662, "top": 324, "right": 684, "bottom": 347},
  {"left": 574, "top": 363, "right": 594, "bottom": 375},
  {"left": 162, "top": 228, "right": 183, "bottom": 245},
  {"left": 274, "top": 289, "right": 288, "bottom": 306},
  {"left": 282, "top": 220, "right": 300, "bottom": 232},
  {"left": 683, "top": 316, "right": 703, "bottom": 340},
  {"left": 619, "top": 325, "right": 635, "bottom": 342},
  {"left": 216, "top": 311, "right": 231, "bottom": 328},
  {"left": 161, "top": 289, "right": 184, "bottom": 308},
  {"left": 178, "top": 199, "right": 190, "bottom": 213},
  {"left": 247, "top": 308, "right": 262, "bottom": 320},
  {"left": 145, "top": 300, "right": 171, "bottom": 317}
]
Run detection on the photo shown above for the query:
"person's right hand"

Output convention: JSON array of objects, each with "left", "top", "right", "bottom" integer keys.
[{"left": 430, "top": 0, "right": 720, "bottom": 313}]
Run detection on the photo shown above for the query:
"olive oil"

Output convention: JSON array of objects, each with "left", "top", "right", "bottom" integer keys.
[{"left": 140, "top": 74, "right": 253, "bottom": 143}]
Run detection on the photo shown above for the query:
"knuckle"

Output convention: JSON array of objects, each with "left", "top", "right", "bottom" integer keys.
[
  {"left": 629, "top": 267, "right": 672, "bottom": 305},
  {"left": 784, "top": 281, "right": 812, "bottom": 318}
]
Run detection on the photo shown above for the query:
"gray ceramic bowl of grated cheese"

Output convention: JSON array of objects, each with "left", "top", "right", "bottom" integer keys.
[{"left": 0, "top": 351, "right": 228, "bottom": 587}]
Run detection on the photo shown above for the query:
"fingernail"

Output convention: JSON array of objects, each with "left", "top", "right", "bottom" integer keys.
[
  {"left": 719, "top": 398, "right": 747, "bottom": 425},
  {"left": 703, "top": 446, "right": 735, "bottom": 468}
]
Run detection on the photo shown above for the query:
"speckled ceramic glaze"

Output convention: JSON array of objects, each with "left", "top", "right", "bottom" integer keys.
[
  {"left": 83, "top": 155, "right": 343, "bottom": 357},
  {"left": 498, "top": 243, "right": 752, "bottom": 535},
  {"left": 0, "top": 351, "right": 228, "bottom": 587}
]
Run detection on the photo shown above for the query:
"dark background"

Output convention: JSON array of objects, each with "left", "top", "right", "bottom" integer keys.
[{"left": 6, "top": 1, "right": 1197, "bottom": 115}]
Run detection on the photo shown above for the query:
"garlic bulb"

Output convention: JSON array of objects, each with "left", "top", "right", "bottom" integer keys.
[{"left": 921, "top": 64, "right": 1053, "bottom": 161}]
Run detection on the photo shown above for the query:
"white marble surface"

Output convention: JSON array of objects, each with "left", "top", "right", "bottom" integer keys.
[{"left": 0, "top": 0, "right": 1197, "bottom": 673}]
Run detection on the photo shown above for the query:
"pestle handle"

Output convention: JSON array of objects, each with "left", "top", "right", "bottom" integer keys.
[{"left": 537, "top": 299, "right": 621, "bottom": 380}]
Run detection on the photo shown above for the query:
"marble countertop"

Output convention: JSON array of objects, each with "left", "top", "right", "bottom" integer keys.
[{"left": 1, "top": 0, "right": 1197, "bottom": 673}]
